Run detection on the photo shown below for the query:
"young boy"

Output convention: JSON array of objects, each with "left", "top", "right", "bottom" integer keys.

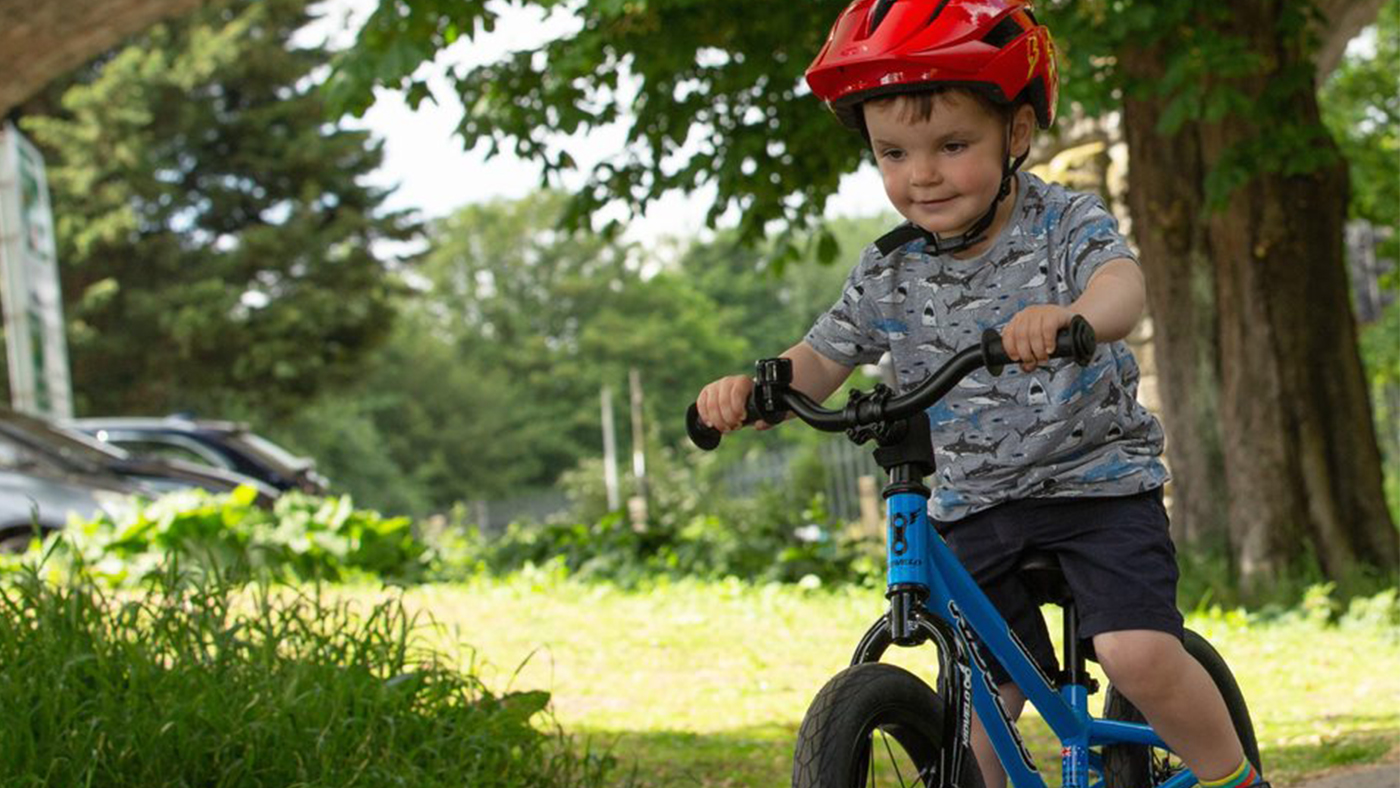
[{"left": 694, "top": 2, "right": 1264, "bottom": 788}]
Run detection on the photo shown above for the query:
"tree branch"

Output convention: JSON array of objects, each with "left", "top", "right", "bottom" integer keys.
[{"left": 1314, "top": 0, "right": 1387, "bottom": 80}]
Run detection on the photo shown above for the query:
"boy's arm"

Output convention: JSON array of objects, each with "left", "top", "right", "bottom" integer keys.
[
  {"left": 782, "top": 340, "right": 857, "bottom": 406},
  {"left": 1072, "top": 258, "right": 1146, "bottom": 343},
  {"left": 1002, "top": 257, "right": 1145, "bottom": 370}
]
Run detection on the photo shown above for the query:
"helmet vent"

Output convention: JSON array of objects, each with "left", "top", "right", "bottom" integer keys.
[
  {"left": 981, "top": 16, "right": 1025, "bottom": 48},
  {"left": 868, "top": 0, "right": 899, "bottom": 35}
]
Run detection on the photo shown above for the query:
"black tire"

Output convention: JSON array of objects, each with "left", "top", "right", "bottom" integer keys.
[
  {"left": 1102, "top": 629, "right": 1262, "bottom": 788},
  {"left": 793, "top": 662, "right": 982, "bottom": 788}
]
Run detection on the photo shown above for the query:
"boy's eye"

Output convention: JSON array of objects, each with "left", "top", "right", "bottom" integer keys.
[
  {"left": 944, "top": 142, "right": 968, "bottom": 153},
  {"left": 879, "top": 148, "right": 905, "bottom": 161}
]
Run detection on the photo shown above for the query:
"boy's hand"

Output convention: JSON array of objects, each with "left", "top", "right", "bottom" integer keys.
[
  {"left": 696, "top": 375, "right": 773, "bottom": 432},
  {"left": 1002, "top": 305, "right": 1076, "bottom": 372}
]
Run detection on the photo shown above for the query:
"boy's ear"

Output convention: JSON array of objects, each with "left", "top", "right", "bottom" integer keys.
[{"left": 1011, "top": 103, "right": 1037, "bottom": 158}]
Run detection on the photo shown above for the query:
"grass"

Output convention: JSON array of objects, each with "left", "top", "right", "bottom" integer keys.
[
  {"left": 0, "top": 568, "right": 627, "bottom": 788},
  {"left": 380, "top": 573, "right": 1400, "bottom": 788},
  {"left": 5, "top": 562, "right": 1393, "bottom": 787}
]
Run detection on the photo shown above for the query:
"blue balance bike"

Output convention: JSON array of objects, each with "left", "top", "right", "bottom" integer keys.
[{"left": 686, "top": 317, "right": 1260, "bottom": 788}]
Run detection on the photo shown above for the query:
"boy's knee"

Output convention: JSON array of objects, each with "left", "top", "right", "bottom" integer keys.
[{"left": 1093, "top": 630, "right": 1183, "bottom": 692}]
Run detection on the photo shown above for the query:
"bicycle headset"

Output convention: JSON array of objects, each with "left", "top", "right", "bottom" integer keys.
[{"left": 804, "top": 0, "right": 1061, "bottom": 256}]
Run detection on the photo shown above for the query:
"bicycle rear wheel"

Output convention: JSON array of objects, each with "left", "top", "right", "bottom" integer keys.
[
  {"left": 793, "top": 662, "right": 980, "bottom": 788},
  {"left": 1102, "top": 629, "right": 1261, "bottom": 788}
]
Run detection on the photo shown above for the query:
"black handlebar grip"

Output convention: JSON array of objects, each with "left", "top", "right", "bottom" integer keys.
[
  {"left": 1058, "top": 315, "right": 1097, "bottom": 366},
  {"left": 686, "top": 403, "right": 723, "bottom": 451},
  {"left": 685, "top": 397, "right": 765, "bottom": 451},
  {"left": 980, "top": 315, "right": 1097, "bottom": 375}
]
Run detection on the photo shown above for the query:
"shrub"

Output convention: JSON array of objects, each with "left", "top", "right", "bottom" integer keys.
[{"left": 5, "top": 486, "right": 429, "bottom": 587}]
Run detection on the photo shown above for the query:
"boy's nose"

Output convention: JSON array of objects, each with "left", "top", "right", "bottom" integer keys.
[{"left": 910, "top": 157, "right": 940, "bottom": 186}]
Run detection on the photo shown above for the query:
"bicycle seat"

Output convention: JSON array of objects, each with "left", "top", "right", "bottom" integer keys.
[{"left": 1017, "top": 550, "right": 1074, "bottom": 607}]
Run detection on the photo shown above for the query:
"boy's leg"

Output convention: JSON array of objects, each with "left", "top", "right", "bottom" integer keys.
[
  {"left": 1047, "top": 489, "right": 1263, "bottom": 783},
  {"left": 1093, "top": 630, "right": 1249, "bottom": 781},
  {"left": 970, "top": 683, "right": 1026, "bottom": 788}
]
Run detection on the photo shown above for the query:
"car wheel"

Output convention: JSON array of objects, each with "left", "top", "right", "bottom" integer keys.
[{"left": 0, "top": 527, "right": 50, "bottom": 555}]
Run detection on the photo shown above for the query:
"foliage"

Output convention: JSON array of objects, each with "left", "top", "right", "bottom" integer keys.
[
  {"left": 326, "top": 0, "right": 1359, "bottom": 249},
  {"left": 3, "top": 486, "right": 429, "bottom": 587},
  {"left": 327, "top": 0, "right": 855, "bottom": 260},
  {"left": 266, "top": 194, "right": 884, "bottom": 516},
  {"left": 1321, "top": 5, "right": 1400, "bottom": 523},
  {"left": 19, "top": 0, "right": 417, "bottom": 419},
  {"left": 0, "top": 569, "right": 629, "bottom": 787},
  {"left": 1358, "top": 300, "right": 1400, "bottom": 522},
  {"left": 1043, "top": 1, "right": 1342, "bottom": 209},
  {"left": 434, "top": 442, "right": 882, "bottom": 587},
  {"left": 272, "top": 308, "right": 536, "bottom": 514},
  {"left": 1321, "top": 2, "right": 1400, "bottom": 263}
]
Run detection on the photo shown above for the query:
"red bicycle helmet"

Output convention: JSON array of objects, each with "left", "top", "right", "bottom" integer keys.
[{"left": 806, "top": 0, "right": 1059, "bottom": 132}]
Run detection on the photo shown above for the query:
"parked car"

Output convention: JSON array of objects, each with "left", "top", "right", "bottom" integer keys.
[
  {"left": 0, "top": 409, "right": 277, "bottom": 553},
  {"left": 0, "top": 438, "right": 138, "bottom": 553},
  {"left": 70, "top": 416, "right": 329, "bottom": 495}
]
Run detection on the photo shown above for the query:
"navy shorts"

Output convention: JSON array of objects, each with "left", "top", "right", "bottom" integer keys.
[{"left": 934, "top": 488, "right": 1183, "bottom": 688}]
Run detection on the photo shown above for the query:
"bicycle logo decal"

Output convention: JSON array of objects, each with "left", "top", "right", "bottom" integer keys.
[{"left": 890, "top": 512, "right": 910, "bottom": 555}]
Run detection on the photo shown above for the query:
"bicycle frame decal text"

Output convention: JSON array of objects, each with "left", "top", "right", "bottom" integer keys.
[
  {"left": 949, "top": 600, "right": 1038, "bottom": 774},
  {"left": 957, "top": 661, "right": 973, "bottom": 748}
]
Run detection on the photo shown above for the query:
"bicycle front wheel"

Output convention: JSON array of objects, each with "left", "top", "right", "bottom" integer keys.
[
  {"left": 1102, "top": 629, "right": 1261, "bottom": 788},
  {"left": 793, "top": 662, "right": 978, "bottom": 788}
]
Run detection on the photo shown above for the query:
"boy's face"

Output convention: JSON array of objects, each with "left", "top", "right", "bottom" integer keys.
[{"left": 865, "top": 93, "right": 1033, "bottom": 242}]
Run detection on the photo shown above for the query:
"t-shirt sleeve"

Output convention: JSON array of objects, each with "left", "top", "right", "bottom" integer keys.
[
  {"left": 1056, "top": 193, "right": 1138, "bottom": 298},
  {"left": 803, "top": 248, "right": 890, "bottom": 367}
]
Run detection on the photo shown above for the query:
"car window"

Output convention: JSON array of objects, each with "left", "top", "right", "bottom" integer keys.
[
  {"left": 104, "top": 433, "right": 232, "bottom": 469},
  {"left": 113, "top": 439, "right": 216, "bottom": 467},
  {"left": 227, "top": 432, "right": 309, "bottom": 474}
]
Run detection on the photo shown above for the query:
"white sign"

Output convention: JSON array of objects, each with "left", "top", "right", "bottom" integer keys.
[{"left": 0, "top": 121, "right": 73, "bottom": 419}]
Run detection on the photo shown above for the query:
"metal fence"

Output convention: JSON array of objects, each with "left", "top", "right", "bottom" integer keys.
[
  {"left": 716, "top": 436, "right": 885, "bottom": 523},
  {"left": 469, "top": 489, "right": 572, "bottom": 533},
  {"left": 471, "top": 435, "right": 887, "bottom": 533}
]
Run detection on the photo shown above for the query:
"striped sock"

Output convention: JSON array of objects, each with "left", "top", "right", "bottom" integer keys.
[{"left": 1199, "top": 759, "right": 1262, "bottom": 788}]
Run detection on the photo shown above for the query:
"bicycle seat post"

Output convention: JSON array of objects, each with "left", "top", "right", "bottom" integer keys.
[{"left": 1020, "top": 552, "right": 1100, "bottom": 697}]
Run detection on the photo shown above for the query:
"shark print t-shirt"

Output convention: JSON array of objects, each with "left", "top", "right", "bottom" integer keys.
[{"left": 804, "top": 172, "right": 1169, "bottom": 522}]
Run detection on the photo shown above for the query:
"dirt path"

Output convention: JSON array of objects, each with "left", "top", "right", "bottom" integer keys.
[{"left": 1287, "top": 762, "right": 1399, "bottom": 788}]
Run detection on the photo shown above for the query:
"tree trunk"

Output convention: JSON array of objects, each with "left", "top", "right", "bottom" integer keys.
[
  {"left": 1120, "top": 3, "right": 1397, "bottom": 596},
  {"left": 1118, "top": 83, "right": 1228, "bottom": 555}
]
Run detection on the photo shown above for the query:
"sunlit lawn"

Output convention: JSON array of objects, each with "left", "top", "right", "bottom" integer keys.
[{"left": 371, "top": 575, "right": 1399, "bottom": 788}]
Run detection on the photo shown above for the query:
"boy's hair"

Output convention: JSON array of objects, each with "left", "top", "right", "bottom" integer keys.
[
  {"left": 859, "top": 87, "right": 1023, "bottom": 144},
  {"left": 864, "top": 87, "right": 1018, "bottom": 129}
]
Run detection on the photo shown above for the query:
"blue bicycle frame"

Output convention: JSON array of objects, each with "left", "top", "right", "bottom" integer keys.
[
  {"left": 879, "top": 489, "right": 1196, "bottom": 788},
  {"left": 683, "top": 322, "right": 1205, "bottom": 788}
]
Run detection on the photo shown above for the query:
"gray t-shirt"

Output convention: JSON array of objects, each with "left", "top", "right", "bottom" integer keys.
[{"left": 805, "top": 172, "right": 1169, "bottom": 521}]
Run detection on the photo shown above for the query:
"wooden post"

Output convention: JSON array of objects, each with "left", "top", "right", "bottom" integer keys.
[
  {"left": 628, "top": 368, "right": 648, "bottom": 531},
  {"left": 601, "top": 385, "right": 620, "bottom": 511},
  {"left": 858, "top": 475, "right": 882, "bottom": 539}
]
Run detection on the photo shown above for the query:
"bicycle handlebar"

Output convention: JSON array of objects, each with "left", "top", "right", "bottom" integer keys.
[{"left": 685, "top": 316, "right": 1096, "bottom": 451}]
